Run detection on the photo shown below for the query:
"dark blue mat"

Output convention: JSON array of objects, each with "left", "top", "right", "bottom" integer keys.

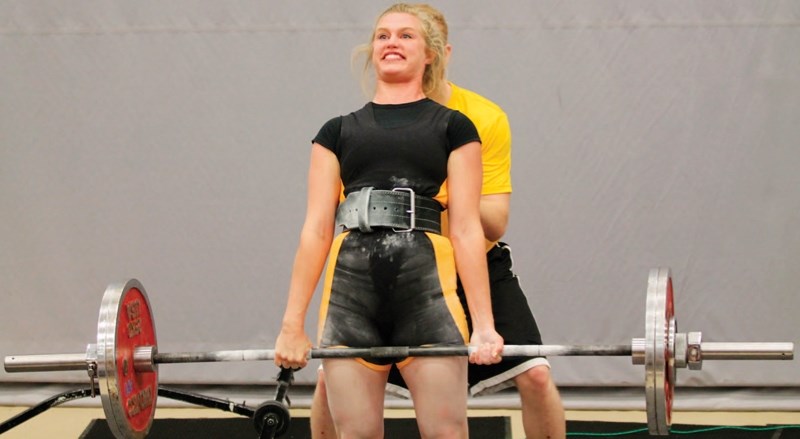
[
  {"left": 81, "top": 417, "right": 800, "bottom": 438},
  {"left": 81, "top": 416, "right": 511, "bottom": 438}
]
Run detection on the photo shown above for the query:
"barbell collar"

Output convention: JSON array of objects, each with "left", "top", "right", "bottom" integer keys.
[
  {"left": 687, "top": 331, "right": 703, "bottom": 370},
  {"left": 631, "top": 338, "right": 646, "bottom": 365},
  {"left": 674, "top": 333, "right": 688, "bottom": 369},
  {"left": 133, "top": 345, "right": 158, "bottom": 373}
]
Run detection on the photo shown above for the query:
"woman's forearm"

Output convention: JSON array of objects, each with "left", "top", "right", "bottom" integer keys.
[
  {"left": 281, "top": 225, "right": 334, "bottom": 330},
  {"left": 450, "top": 222, "right": 494, "bottom": 331}
]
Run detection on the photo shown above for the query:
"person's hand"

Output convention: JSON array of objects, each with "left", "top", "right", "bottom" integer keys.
[
  {"left": 274, "top": 325, "right": 312, "bottom": 370},
  {"left": 468, "top": 328, "right": 504, "bottom": 365}
]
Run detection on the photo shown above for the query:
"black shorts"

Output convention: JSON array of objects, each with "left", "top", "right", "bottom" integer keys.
[
  {"left": 387, "top": 242, "right": 549, "bottom": 395},
  {"left": 318, "top": 230, "right": 469, "bottom": 370}
]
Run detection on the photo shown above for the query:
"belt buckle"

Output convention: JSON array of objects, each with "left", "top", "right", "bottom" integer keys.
[{"left": 391, "top": 187, "right": 416, "bottom": 233}]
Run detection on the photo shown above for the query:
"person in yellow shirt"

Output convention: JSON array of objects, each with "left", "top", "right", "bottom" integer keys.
[
  {"left": 310, "top": 4, "right": 565, "bottom": 438},
  {"left": 433, "top": 82, "right": 567, "bottom": 439}
]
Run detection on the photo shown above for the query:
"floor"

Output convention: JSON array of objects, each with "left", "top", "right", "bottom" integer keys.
[
  {"left": 3, "top": 383, "right": 800, "bottom": 439},
  {"left": 2, "top": 383, "right": 799, "bottom": 438},
  {"left": 3, "top": 405, "right": 800, "bottom": 438}
]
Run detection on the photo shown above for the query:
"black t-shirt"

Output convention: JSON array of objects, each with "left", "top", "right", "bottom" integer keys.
[{"left": 313, "top": 98, "right": 480, "bottom": 199}]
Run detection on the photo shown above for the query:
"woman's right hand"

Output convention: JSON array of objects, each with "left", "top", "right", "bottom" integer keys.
[
  {"left": 468, "top": 327, "right": 504, "bottom": 365},
  {"left": 274, "top": 325, "right": 313, "bottom": 370}
]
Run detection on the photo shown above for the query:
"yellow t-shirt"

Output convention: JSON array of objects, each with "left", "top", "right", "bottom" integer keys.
[
  {"left": 446, "top": 82, "right": 512, "bottom": 196},
  {"left": 440, "top": 82, "right": 512, "bottom": 249}
]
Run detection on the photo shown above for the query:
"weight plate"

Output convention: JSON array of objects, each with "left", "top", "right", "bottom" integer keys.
[
  {"left": 96, "top": 280, "right": 158, "bottom": 439},
  {"left": 645, "top": 267, "right": 675, "bottom": 435}
]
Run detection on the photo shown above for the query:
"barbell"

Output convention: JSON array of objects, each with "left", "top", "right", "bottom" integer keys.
[{"left": 3, "top": 267, "right": 794, "bottom": 437}]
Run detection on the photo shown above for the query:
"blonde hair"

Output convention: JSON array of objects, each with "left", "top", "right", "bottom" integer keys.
[
  {"left": 412, "top": 3, "right": 448, "bottom": 43},
  {"left": 353, "top": 3, "right": 448, "bottom": 101}
]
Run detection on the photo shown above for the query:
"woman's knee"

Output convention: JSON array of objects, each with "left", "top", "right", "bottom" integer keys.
[
  {"left": 515, "top": 365, "right": 553, "bottom": 393},
  {"left": 417, "top": 415, "right": 466, "bottom": 438}
]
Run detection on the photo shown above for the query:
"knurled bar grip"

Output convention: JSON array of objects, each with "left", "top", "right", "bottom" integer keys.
[
  {"left": 155, "top": 345, "right": 634, "bottom": 363},
  {"left": 4, "top": 345, "right": 632, "bottom": 372}
]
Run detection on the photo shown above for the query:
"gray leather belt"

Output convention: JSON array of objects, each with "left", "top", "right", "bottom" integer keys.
[{"left": 336, "top": 187, "right": 443, "bottom": 234}]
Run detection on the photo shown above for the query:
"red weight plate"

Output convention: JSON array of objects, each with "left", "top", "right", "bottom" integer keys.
[
  {"left": 664, "top": 276, "right": 675, "bottom": 430},
  {"left": 645, "top": 267, "right": 673, "bottom": 436},
  {"left": 97, "top": 280, "right": 158, "bottom": 439}
]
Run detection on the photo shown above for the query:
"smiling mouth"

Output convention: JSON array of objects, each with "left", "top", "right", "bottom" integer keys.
[{"left": 383, "top": 53, "right": 405, "bottom": 60}]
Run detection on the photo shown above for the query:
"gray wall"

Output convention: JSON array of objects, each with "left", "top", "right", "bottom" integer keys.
[{"left": 1, "top": 1, "right": 798, "bottom": 391}]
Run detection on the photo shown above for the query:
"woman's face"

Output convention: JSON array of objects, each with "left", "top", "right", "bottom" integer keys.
[{"left": 371, "top": 12, "right": 431, "bottom": 84}]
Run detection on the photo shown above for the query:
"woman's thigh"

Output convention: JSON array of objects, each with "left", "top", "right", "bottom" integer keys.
[
  {"left": 400, "top": 357, "right": 469, "bottom": 436},
  {"left": 322, "top": 359, "right": 389, "bottom": 437}
]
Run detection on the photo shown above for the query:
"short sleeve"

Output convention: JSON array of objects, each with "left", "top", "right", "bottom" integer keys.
[
  {"left": 447, "top": 111, "right": 481, "bottom": 151},
  {"left": 312, "top": 116, "right": 342, "bottom": 154}
]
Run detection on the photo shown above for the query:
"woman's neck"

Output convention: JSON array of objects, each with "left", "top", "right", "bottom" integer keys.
[
  {"left": 431, "top": 81, "right": 452, "bottom": 106},
  {"left": 373, "top": 81, "right": 426, "bottom": 105}
]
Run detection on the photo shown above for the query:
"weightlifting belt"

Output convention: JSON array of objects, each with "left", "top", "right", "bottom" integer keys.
[{"left": 336, "top": 187, "right": 443, "bottom": 234}]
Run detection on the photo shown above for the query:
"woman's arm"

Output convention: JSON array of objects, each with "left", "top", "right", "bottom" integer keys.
[
  {"left": 446, "top": 141, "right": 504, "bottom": 364},
  {"left": 275, "top": 143, "right": 341, "bottom": 369}
]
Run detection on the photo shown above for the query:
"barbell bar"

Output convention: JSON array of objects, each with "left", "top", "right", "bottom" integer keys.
[
  {"left": 8, "top": 342, "right": 791, "bottom": 372},
  {"left": 3, "top": 268, "right": 794, "bottom": 437}
]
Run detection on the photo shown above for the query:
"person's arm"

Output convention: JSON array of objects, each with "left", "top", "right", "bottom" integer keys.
[
  {"left": 478, "top": 109, "right": 512, "bottom": 242},
  {"left": 479, "top": 193, "right": 510, "bottom": 243},
  {"left": 275, "top": 143, "right": 341, "bottom": 369},
  {"left": 446, "top": 141, "right": 504, "bottom": 364}
]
